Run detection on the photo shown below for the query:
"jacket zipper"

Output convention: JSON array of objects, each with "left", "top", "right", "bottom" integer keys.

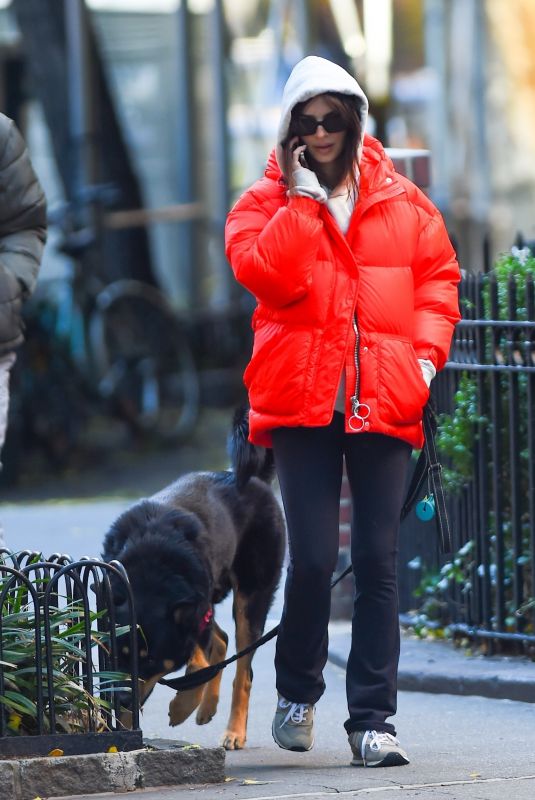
[
  {"left": 346, "top": 187, "right": 405, "bottom": 430},
  {"left": 323, "top": 180, "right": 403, "bottom": 430},
  {"left": 348, "top": 313, "right": 370, "bottom": 432}
]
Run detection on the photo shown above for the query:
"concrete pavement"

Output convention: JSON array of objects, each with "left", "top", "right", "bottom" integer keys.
[
  {"left": 41, "top": 592, "right": 535, "bottom": 800},
  {"left": 119, "top": 577, "right": 535, "bottom": 800},
  {"left": 1, "top": 409, "right": 534, "bottom": 799},
  {"left": 1, "top": 491, "right": 534, "bottom": 800},
  {"left": 330, "top": 621, "right": 535, "bottom": 705}
]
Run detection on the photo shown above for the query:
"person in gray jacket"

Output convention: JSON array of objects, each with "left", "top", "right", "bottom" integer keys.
[{"left": 0, "top": 112, "right": 47, "bottom": 544}]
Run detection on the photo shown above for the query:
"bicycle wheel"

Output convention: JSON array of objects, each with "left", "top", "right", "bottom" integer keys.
[{"left": 89, "top": 280, "right": 200, "bottom": 441}]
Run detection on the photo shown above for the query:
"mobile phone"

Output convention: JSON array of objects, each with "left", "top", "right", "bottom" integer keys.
[{"left": 293, "top": 140, "right": 307, "bottom": 167}]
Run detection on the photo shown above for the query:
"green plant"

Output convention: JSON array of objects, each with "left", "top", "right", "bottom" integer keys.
[
  {"left": 410, "top": 249, "right": 534, "bottom": 638},
  {"left": 436, "top": 373, "right": 486, "bottom": 493},
  {"left": 408, "top": 541, "right": 475, "bottom": 638},
  {"left": 483, "top": 250, "right": 535, "bottom": 320},
  {"left": 0, "top": 572, "right": 130, "bottom": 736}
]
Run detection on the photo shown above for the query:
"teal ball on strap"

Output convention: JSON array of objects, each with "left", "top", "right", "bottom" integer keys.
[{"left": 416, "top": 495, "right": 435, "bottom": 522}]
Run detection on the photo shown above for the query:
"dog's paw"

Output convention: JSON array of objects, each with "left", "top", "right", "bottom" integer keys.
[
  {"left": 220, "top": 729, "right": 246, "bottom": 750},
  {"left": 168, "top": 692, "right": 200, "bottom": 726},
  {"left": 196, "top": 699, "right": 217, "bottom": 726}
]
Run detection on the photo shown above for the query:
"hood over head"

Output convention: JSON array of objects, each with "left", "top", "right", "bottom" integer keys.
[{"left": 275, "top": 55, "right": 369, "bottom": 173}]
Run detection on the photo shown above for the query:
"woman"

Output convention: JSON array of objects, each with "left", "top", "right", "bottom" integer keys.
[{"left": 225, "top": 56, "right": 460, "bottom": 766}]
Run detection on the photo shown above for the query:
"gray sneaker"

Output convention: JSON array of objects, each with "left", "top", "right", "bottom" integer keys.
[
  {"left": 349, "top": 730, "right": 409, "bottom": 767},
  {"left": 272, "top": 694, "right": 315, "bottom": 752}
]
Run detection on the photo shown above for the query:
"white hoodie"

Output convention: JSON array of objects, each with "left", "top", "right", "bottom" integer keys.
[{"left": 275, "top": 55, "right": 369, "bottom": 175}]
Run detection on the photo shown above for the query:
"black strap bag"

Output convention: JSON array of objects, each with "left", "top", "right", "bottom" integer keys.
[{"left": 401, "top": 400, "right": 453, "bottom": 554}]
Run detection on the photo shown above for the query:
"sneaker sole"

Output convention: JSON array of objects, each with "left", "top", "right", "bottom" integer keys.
[
  {"left": 351, "top": 752, "right": 410, "bottom": 768},
  {"left": 271, "top": 722, "right": 314, "bottom": 752}
]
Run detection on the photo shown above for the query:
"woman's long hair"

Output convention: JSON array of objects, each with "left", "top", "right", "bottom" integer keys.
[{"left": 282, "top": 92, "right": 362, "bottom": 196}]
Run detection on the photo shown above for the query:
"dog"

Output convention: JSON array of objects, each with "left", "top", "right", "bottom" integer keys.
[{"left": 102, "top": 407, "right": 286, "bottom": 749}]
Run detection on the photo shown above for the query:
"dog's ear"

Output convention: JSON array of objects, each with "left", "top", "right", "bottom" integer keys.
[
  {"left": 171, "top": 594, "right": 200, "bottom": 626},
  {"left": 163, "top": 509, "right": 200, "bottom": 542}
]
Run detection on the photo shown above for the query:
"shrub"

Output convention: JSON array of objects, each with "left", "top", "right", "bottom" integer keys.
[
  {"left": 0, "top": 564, "right": 130, "bottom": 737},
  {"left": 409, "top": 250, "right": 535, "bottom": 640}
]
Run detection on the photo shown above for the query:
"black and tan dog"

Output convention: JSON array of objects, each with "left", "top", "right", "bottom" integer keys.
[{"left": 102, "top": 408, "right": 285, "bottom": 749}]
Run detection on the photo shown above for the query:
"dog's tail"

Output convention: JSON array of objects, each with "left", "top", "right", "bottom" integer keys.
[{"left": 228, "top": 406, "right": 275, "bottom": 491}]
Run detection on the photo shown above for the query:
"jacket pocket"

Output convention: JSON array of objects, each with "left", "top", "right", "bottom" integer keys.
[
  {"left": 244, "top": 322, "right": 312, "bottom": 416},
  {"left": 377, "top": 338, "right": 429, "bottom": 425}
]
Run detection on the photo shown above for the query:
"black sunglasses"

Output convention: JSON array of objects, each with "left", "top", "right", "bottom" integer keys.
[{"left": 293, "top": 111, "right": 346, "bottom": 137}]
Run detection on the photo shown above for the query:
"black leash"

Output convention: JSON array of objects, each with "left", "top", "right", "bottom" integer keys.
[
  {"left": 422, "top": 405, "right": 453, "bottom": 554},
  {"left": 159, "top": 565, "right": 350, "bottom": 693},
  {"left": 159, "top": 402, "right": 450, "bottom": 693}
]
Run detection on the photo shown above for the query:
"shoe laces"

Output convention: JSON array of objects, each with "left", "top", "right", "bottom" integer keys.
[
  {"left": 278, "top": 698, "right": 311, "bottom": 727},
  {"left": 361, "top": 730, "right": 399, "bottom": 758}
]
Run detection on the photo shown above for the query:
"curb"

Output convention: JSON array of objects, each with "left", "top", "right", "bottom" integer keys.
[
  {"left": 396, "top": 668, "right": 535, "bottom": 703},
  {"left": 328, "top": 650, "right": 535, "bottom": 704},
  {"left": 0, "top": 739, "right": 225, "bottom": 800}
]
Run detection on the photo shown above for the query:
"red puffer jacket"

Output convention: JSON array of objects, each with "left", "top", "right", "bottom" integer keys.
[{"left": 225, "top": 135, "right": 461, "bottom": 449}]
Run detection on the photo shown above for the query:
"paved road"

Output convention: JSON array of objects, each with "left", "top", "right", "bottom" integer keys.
[{"left": 1, "top": 479, "right": 535, "bottom": 799}]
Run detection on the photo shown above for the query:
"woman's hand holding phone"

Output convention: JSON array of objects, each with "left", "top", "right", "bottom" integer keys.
[
  {"left": 288, "top": 136, "right": 327, "bottom": 203},
  {"left": 291, "top": 137, "right": 309, "bottom": 170}
]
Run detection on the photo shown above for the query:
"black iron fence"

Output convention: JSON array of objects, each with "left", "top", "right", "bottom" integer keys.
[
  {"left": 0, "top": 552, "right": 141, "bottom": 757},
  {"left": 399, "top": 272, "right": 535, "bottom": 654}
]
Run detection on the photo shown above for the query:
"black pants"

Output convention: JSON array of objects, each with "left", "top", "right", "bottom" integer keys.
[{"left": 272, "top": 413, "right": 412, "bottom": 735}]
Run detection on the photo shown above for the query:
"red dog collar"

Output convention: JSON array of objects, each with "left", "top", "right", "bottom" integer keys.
[{"left": 199, "top": 607, "right": 213, "bottom": 634}]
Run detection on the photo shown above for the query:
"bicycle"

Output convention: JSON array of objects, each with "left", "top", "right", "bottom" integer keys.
[
  {"left": 7, "top": 197, "right": 200, "bottom": 474},
  {"left": 89, "top": 277, "right": 199, "bottom": 440}
]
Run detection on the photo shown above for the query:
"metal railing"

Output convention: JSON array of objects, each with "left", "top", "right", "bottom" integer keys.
[
  {"left": 0, "top": 552, "right": 141, "bottom": 757},
  {"left": 400, "top": 272, "right": 535, "bottom": 653}
]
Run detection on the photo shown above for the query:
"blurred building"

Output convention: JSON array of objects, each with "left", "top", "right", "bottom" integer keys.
[
  {"left": 224, "top": 0, "right": 535, "bottom": 271},
  {"left": 421, "top": 0, "right": 535, "bottom": 269},
  {"left": 0, "top": 0, "right": 229, "bottom": 309},
  {"left": 1, "top": 0, "right": 534, "bottom": 309},
  {"left": 225, "top": 0, "right": 535, "bottom": 271}
]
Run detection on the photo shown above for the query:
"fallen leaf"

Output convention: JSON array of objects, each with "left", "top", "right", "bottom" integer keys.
[
  {"left": 48, "top": 748, "right": 64, "bottom": 757},
  {"left": 470, "top": 772, "right": 481, "bottom": 779},
  {"left": 224, "top": 777, "right": 236, "bottom": 782},
  {"left": 8, "top": 712, "right": 22, "bottom": 732},
  {"left": 241, "top": 779, "right": 271, "bottom": 786},
  {"left": 107, "top": 745, "right": 119, "bottom": 753},
  {"left": 181, "top": 743, "right": 202, "bottom": 750}
]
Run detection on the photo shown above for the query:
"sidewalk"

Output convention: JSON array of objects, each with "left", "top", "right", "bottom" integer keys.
[
  {"left": 2, "top": 408, "right": 535, "bottom": 798},
  {"left": 47, "top": 612, "right": 535, "bottom": 800},
  {"left": 329, "top": 621, "right": 535, "bottom": 704}
]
